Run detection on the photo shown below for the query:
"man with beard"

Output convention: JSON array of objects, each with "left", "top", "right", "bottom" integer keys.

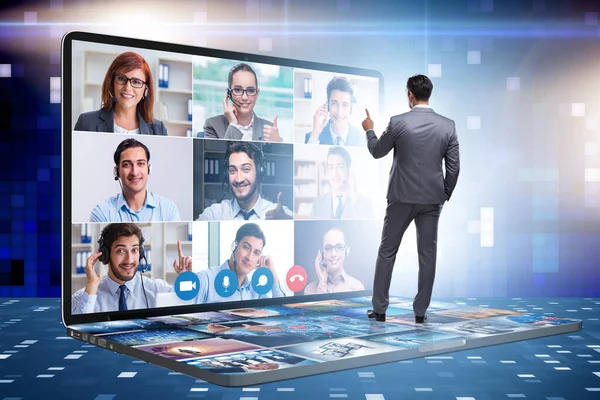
[
  {"left": 71, "top": 223, "right": 174, "bottom": 314},
  {"left": 304, "top": 76, "right": 366, "bottom": 146},
  {"left": 303, "top": 226, "right": 365, "bottom": 295},
  {"left": 90, "top": 138, "right": 181, "bottom": 222},
  {"left": 196, "top": 141, "right": 292, "bottom": 220}
]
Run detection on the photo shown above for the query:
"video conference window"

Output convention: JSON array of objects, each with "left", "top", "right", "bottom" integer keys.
[
  {"left": 69, "top": 38, "right": 382, "bottom": 318},
  {"left": 192, "top": 56, "right": 293, "bottom": 142}
]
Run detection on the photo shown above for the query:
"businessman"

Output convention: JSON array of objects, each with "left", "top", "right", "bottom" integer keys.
[
  {"left": 362, "top": 75, "right": 460, "bottom": 323},
  {"left": 90, "top": 138, "right": 181, "bottom": 222},
  {"left": 304, "top": 226, "right": 365, "bottom": 295},
  {"left": 173, "top": 222, "right": 286, "bottom": 303},
  {"left": 197, "top": 141, "right": 292, "bottom": 220},
  {"left": 304, "top": 76, "right": 365, "bottom": 146},
  {"left": 203, "top": 63, "right": 281, "bottom": 141},
  {"left": 311, "top": 146, "right": 373, "bottom": 219},
  {"left": 71, "top": 223, "right": 174, "bottom": 314}
]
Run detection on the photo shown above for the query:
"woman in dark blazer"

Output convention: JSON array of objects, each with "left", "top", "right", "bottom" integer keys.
[{"left": 74, "top": 52, "right": 167, "bottom": 135}]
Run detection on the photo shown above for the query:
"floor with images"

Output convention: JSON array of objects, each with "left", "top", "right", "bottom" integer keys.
[{"left": 0, "top": 297, "right": 599, "bottom": 399}]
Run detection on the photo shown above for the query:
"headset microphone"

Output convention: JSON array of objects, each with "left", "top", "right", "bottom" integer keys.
[{"left": 227, "top": 89, "right": 242, "bottom": 108}]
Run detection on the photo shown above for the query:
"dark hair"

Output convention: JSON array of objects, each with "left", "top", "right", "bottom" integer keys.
[
  {"left": 114, "top": 138, "right": 150, "bottom": 166},
  {"left": 228, "top": 63, "right": 258, "bottom": 88},
  {"left": 327, "top": 146, "right": 352, "bottom": 169},
  {"left": 101, "top": 52, "right": 155, "bottom": 123},
  {"left": 406, "top": 74, "right": 433, "bottom": 101},
  {"left": 100, "top": 223, "right": 143, "bottom": 254},
  {"left": 235, "top": 223, "right": 266, "bottom": 248},
  {"left": 322, "top": 226, "right": 345, "bottom": 246},
  {"left": 224, "top": 141, "right": 264, "bottom": 175},
  {"left": 326, "top": 76, "right": 354, "bottom": 103}
]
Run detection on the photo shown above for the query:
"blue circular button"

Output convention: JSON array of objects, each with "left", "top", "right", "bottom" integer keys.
[
  {"left": 174, "top": 271, "right": 200, "bottom": 301},
  {"left": 251, "top": 267, "right": 273, "bottom": 295},
  {"left": 214, "top": 269, "right": 238, "bottom": 298}
]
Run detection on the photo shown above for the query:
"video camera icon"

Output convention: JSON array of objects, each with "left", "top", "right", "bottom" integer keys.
[{"left": 174, "top": 271, "right": 200, "bottom": 301}]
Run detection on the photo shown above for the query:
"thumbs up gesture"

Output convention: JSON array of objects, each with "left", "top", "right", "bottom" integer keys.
[
  {"left": 265, "top": 192, "right": 292, "bottom": 220},
  {"left": 263, "top": 116, "right": 281, "bottom": 142}
]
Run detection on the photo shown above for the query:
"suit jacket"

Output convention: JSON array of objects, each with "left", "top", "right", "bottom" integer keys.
[
  {"left": 74, "top": 108, "right": 167, "bottom": 135},
  {"left": 311, "top": 192, "right": 374, "bottom": 219},
  {"left": 304, "top": 120, "right": 366, "bottom": 146},
  {"left": 203, "top": 113, "right": 272, "bottom": 140},
  {"left": 366, "top": 107, "right": 460, "bottom": 204}
]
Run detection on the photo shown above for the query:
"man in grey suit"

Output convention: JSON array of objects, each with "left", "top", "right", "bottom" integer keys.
[
  {"left": 362, "top": 75, "right": 460, "bottom": 323},
  {"left": 311, "top": 146, "right": 374, "bottom": 219},
  {"left": 203, "top": 63, "right": 281, "bottom": 142}
]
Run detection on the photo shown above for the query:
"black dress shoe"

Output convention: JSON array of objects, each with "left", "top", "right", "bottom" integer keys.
[
  {"left": 367, "top": 309, "right": 386, "bottom": 322},
  {"left": 415, "top": 314, "right": 428, "bottom": 324}
]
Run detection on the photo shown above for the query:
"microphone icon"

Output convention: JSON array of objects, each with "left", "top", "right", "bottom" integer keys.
[{"left": 223, "top": 275, "right": 230, "bottom": 293}]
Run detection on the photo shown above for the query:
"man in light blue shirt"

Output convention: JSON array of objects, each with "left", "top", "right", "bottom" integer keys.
[
  {"left": 197, "top": 141, "right": 292, "bottom": 221},
  {"left": 72, "top": 223, "right": 174, "bottom": 314},
  {"left": 173, "top": 222, "right": 286, "bottom": 304},
  {"left": 90, "top": 138, "right": 181, "bottom": 222}
]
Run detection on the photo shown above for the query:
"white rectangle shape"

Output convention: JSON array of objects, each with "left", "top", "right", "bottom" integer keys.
[
  {"left": 0, "top": 380, "right": 15, "bottom": 383},
  {"left": 243, "top": 388, "right": 260, "bottom": 391},
  {"left": 501, "top": 360, "right": 516, "bottom": 364},
  {"left": 544, "top": 361, "right": 560, "bottom": 364},
  {"left": 190, "top": 388, "right": 208, "bottom": 392},
  {"left": 518, "top": 374, "right": 535, "bottom": 378},
  {"left": 554, "top": 367, "right": 571, "bottom": 370},
  {"left": 118, "top": 372, "right": 137, "bottom": 378},
  {"left": 36, "top": 374, "right": 55, "bottom": 378},
  {"left": 0, "top": 354, "right": 11, "bottom": 359},
  {"left": 21, "top": 340, "right": 38, "bottom": 345},
  {"left": 277, "top": 388, "right": 295, "bottom": 392},
  {"left": 48, "top": 367, "right": 64, "bottom": 370},
  {"left": 585, "top": 168, "right": 600, "bottom": 182}
]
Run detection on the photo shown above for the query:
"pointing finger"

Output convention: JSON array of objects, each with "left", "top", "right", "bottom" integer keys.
[
  {"left": 177, "top": 240, "right": 183, "bottom": 258},
  {"left": 365, "top": 108, "right": 371, "bottom": 119}
]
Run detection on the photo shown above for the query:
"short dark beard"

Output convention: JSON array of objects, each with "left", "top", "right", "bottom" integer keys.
[{"left": 109, "top": 262, "right": 136, "bottom": 283}]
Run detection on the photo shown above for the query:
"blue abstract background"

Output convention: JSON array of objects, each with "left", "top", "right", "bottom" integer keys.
[{"left": 0, "top": 0, "right": 599, "bottom": 299}]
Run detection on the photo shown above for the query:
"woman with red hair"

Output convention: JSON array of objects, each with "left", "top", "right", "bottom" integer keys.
[{"left": 74, "top": 52, "right": 167, "bottom": 135}]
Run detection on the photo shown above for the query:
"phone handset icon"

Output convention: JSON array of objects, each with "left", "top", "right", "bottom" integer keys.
[{"left": 290, "top": 274, "right": 304, "bottom": 283}]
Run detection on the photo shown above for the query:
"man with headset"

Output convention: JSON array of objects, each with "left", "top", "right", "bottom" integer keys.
[
  {"left": 90, "top": 138, "right": 181, "bottom": 222},
  {"left": 304, "top": 76, "right": 366, "bottom": 146},
  {"left": 203, "top": 63, "right": 281, "bottom": 142},
  {"left": 71, "top": 223, "right": 174, "bottom": 314},
  {"left": 303, "top": 226, "right": 365, "bottom": 295},
  {"left": 196, "top": 141, "right": 292, "bottom": 220},
  {"left": 173, "top": 222, "right": 286, "bottom": 303},
  {"left": 311, "top": 146, "right": 374, "bottom": 219}
]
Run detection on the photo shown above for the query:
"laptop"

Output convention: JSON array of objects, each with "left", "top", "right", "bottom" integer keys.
[{"left": 61, "top": 31, "right": 581, "bottom": 387}]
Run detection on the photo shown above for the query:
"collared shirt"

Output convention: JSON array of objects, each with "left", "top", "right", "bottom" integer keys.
[
  {"left": 196, "top": 196, "right": 292, "bottom": 221},
  {"left": 232, "top": 114, "right": 255, "bottom": 141},
  {"left": 192, "top": 260, "right": 285, "bottom": 304},
  {"left": 303, "top": 270, "right": 365, "bottom": 295},
  {"left": 329, "top": 123, "right": 349, "bottom": 146},
  {"left": 413, "top": 104, "right": 432, "bottom": 109},
  {"left": 71, "top": 273, "right": 173, "bottom": 314},
  {"left": 90, "top": 191, "right": 181, "bottom": 222}
]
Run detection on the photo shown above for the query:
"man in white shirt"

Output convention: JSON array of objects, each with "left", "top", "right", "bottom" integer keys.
[
  {"left": 202, "top": 63, "right": 281, "bottom": 142},
  {"left": 304, "top": 76, "right": 366, "bottom": 147},
  {"left": 197, "top": 141, "right": 293, "bottom": 221},
  {"left": 71, "top": 223, "right": 173, "bottom": 314},
  {"left": 311, "top": 146, "right": 374, "bottom": 219}
]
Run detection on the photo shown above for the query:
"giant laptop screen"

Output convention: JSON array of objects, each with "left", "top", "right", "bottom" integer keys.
[{"left": 62, "top": 31, "right": 386, "bottom": 326}]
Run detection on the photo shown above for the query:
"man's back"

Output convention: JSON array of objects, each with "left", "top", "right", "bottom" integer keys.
[{"left": 367, "top": 107, "right": 459, "bottom": 204}]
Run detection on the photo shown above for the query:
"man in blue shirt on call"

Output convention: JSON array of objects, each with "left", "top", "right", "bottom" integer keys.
[
  {"left": 173, "top": 223, "right": 286, "bottom": 304},
  {"left": 90, "top": 138, "right": 181, "bottom": 222},
  {"left": 72, "top": 223, "right": 174, "bottom": 314}
]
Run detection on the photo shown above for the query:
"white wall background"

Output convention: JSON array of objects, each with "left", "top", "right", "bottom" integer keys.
[{"left": 72, "top": 132, "right": 194, "bottom": 222}]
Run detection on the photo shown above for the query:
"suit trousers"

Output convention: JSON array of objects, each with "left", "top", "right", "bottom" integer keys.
[{"left": 372, "top": 201, "right": 443, "bottom": 316}]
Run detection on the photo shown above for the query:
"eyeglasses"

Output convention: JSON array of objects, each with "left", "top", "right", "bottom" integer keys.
[
  {"left": 230, "top": 87, "right": 258, "bottom": 97},
  {"left": 322, "top": 243, "right": 347, "bottom": 254},
  {"left": 114, "top": 74, "right": 146, "bottom": 89}
]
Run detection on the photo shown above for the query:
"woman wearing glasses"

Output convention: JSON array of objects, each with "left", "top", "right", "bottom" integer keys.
[
  {"left": 203, "top": 63, "right": 281, "bottom": 142},
  {"left": 303, "top": 226, "right": 365, "bottom": 295},
  {"left": 74, "top": 52, "right": 167, "bottom": 135}
]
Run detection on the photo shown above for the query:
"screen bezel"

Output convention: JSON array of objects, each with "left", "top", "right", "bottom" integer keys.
[{"left": 61, "top": 30, "right": 384, "bottom": 327}]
